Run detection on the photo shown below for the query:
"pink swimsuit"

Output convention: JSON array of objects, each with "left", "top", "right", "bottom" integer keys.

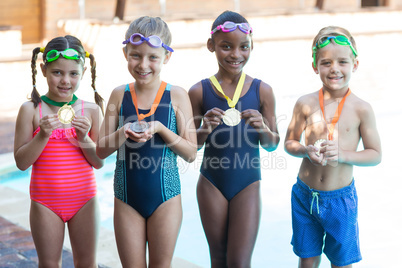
[{"left": 30, "top": 101, "right": 97, "bottom": 222}]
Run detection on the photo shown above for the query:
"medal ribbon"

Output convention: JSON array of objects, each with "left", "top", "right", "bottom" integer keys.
[
  {"left": 209, "top": 72, "right": 246, "bottom": 108},
  {"left": 129, "top": 81, "right": 167, "bottom": 121},
  {"left": 41, "top": 94, "right": 78, "bottom": 107},
  {"left": 319, "top": 88, "right": 351, "bottom": 140}
]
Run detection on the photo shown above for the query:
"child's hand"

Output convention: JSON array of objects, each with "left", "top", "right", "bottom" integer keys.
[
  {"left": 321, "top": 140, "right": 342, "bottom": 167},
  {"left": 146, "top": 121, "right": 162, "bottom": 136},
  {"left": 306, "top": 144, "right": 327, "bottom": 166},
  {"left": 72, "top": 115, "right": 91, "bottom": 141},
  {"left": 241, "top": 109, "right": 266, "bottom": 131},
  {"left": 202, "top": 108, "right": 225, "bottom": 133},
  {"left": 124, "top": 123, "right": 151, "bottom": 143},
  {"left": 39, "top": 114, "right": 61, "bottom": 137}
]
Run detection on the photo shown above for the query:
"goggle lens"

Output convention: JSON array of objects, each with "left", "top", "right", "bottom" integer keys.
[
  {"left": 63, "top": 48, "right": 80, "bottom": 59},
  {"left": 147, "top": 36, "right": 163, "bottom": 47},
  {"left": 129, "top": 34, "right": 143, "bottom": 45},
  {"left": 46, "top": 50, "right": 59, "bottom": 62},
  {"left": 222, "top": 21, "right": 236, "bottom": 30},
  {"left": 240, "top": 23, "right": 252, "bottom": 33}
]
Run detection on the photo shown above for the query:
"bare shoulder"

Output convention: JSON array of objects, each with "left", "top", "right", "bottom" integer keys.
[
  {"left": 294, "top": 91, "right": 319, "bottom": 111},
  {"left": 18, "top": 101, "right": 36, "bottom": 115},
  {"left": 170, "top": 85, "right": 190, "bottom": 103},
  {"left": 188, "top": 81, "right": 203, "bottom": 97},
  {"left": 81, "top": 100, "right": 99, "bottom": 109},
  {"left": 258, "top": 80, "right": 273, "bottom": 93},
  {"left": 16, "top": 101, "right": 37, "bottom": 130},
  {"left": 81, "top": 100, "right": 102, "bottom": 116},
  {"left": 349, "top": 92, "right": 375, "bottom": 116},
  {"left": 258, "top": 80, "right": 274, "bottom": 99},
  {"left": 188, "top": 80, "right": 204, "bottom": 107},
  {"left": 105, "top": 84, "right": 126, "bottom": 106},
  {"left": 349, "top": 92, "right": 372, "bottom": 109},
  {"left": 110, "top": 84, "right": 127, "bottom": 97}
]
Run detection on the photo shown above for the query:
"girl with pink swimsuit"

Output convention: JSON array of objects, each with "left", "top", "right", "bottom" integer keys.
[{"left": 14, "top": 35, "right": 104, "bottom": 267}]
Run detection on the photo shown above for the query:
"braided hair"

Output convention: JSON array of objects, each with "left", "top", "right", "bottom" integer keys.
[{"left": 30, "top": 35, "right": 104, "bottom": 114}]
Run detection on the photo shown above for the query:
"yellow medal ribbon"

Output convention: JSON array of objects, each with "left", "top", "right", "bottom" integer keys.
[{"left": 209, "top": 72, "right": 246, "bottom": 108}]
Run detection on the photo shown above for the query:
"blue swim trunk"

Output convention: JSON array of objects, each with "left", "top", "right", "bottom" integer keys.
[{"left": 291, "top": 177, "right": 362, "bottom": 266}]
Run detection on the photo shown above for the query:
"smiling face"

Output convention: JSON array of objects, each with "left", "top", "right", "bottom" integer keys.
[
  {"left": 41, "top": 57, "right": 86, "bottom": 101},
  {"left": 123, "top": 42, "right": 171, "bottom": 86},
  {"left": 313, "top": 43, "right": 358, "bottom": 94},
  {"left": 208, "top": 28, "right": 252, "bottom": 76}
]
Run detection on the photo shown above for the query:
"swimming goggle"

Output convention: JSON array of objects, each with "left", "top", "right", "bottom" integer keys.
[
  {"left": 211, "top": 21, "right": 253, "bottom": 35},
  {"left": 45, "top": 48, "right": 83, "bottom": 63},
  {"left": 122, "top": 33, "right": 174, "bottom": 52},
  {"left": 313, "top": 35, "right": 358, "bottom": 68}
]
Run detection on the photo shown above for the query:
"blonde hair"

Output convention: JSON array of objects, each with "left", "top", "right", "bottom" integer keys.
[
  {"left": 312, "top": 26, "right": 358, "bottom": 64},
  {"left": 124, "top": 16, "right": 172, "bottom": 54}
]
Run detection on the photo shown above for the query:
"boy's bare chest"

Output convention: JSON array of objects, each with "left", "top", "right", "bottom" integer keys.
[{"left": 304, "top": 102, "right": 360, "bottom": 145}]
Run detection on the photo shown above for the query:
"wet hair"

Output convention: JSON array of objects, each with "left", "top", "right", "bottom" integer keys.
[
  {"left": 124, "top": 16, "right": 172, "bottom": 54},
  {"left": 30, "top": 35, "right": 104, "bottom": 114},
  {"left": 210, "top": 10, "right": 250, "bottom": 36},
  {"left": 312, "top": 26, "right": 358, "bottom": 63}
]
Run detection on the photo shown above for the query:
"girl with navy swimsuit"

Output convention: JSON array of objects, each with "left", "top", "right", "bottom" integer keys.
[
  {"left": 96, "top": 17, "right": 197, "bottom": 267},
  {"left": 189, "top": 11, "right": 280, "bottom": 267}
]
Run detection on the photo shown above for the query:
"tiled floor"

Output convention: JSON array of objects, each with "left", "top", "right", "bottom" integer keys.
[{"left": 0, "top": 216, "right": 108, "bottom": 268}]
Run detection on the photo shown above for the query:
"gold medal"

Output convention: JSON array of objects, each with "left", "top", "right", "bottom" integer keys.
[
  {"left": 314, "top": 139, "right": 326, "bottom": 156},
  {"left": 209, "top": 72, "right": 246, "bottom": 127},
  {"left": 58, "top": 104, "right": 75, "bottom": 124},
  {"left": 223, "top": 108, "right": 241, "bottom": 126}
]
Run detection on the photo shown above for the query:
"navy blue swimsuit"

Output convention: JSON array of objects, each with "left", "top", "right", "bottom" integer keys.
[
  {"left": 114, "top": 83, "right": 180, "bottom": 218},
  {"left": 200, "top": 78, "right": 262, "bottom": 200}
]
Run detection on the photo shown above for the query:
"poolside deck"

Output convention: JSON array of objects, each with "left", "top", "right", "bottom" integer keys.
[{"left": 0, "top": 216, "right": 38, "bottom": 267}]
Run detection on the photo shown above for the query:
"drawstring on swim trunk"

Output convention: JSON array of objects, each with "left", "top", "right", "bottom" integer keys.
[{"left": 310, "top": 192, "right": 320, "bottom": 214}]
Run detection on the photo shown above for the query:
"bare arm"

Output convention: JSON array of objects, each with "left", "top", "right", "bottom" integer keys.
[
  {"left": 284, "top": 98, "right": 322, "bottom": 164},
  {"left": 73, "top": 103, "right": 105, "bottom": 169},
  {"left": 96, "top": 86, "right": 127, "bottom": 159},
  {"left": 188, "top": 81, "right": 224, "bottom": 149},
  {"left": 154, "top": 85, "right": 197, "bottom": 162},
  {"left": 14, "top": 102, "right": 60, "bottom": 170},
  {"left": 242, "top": 82, "right": 280, "bottom": 152},
  {"left": 284, "top": 99, "right": 308, "bottom": 157},
  {"left": 337, "top": 103, "right": 382, "bottom": 166}
]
